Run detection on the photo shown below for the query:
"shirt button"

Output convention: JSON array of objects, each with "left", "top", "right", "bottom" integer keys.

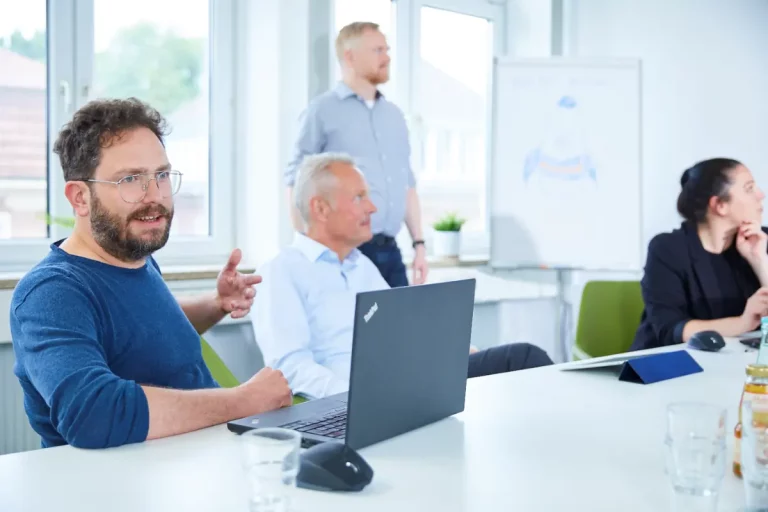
[
  {"left": 387, "top": 177, "right": 391, "bottom": 183},
  {"left": 381, "top": 154, "right": 387, "bottom": 161}
]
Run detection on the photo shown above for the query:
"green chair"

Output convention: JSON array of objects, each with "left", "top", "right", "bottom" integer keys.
[
  {"left": 201, "top": 336, "right": 240, "bottom": 388},
  {"left": 571, "top": 281, "right": 644, "bottom": 360},
  {"left": 200, "top": 336, "right": 307, "bottom": 404}
]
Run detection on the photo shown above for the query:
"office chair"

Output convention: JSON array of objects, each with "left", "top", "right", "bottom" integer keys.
[
  {"left": 200, "top": 336, "right": 307, "bottom": 404},
  {"left": 572, "top": 280, "right": 644, "bottom": 360}
]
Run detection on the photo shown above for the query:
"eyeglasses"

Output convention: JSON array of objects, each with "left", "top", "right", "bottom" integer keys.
[{"left": 86, "top": 170, "right": 183, "bottom": 204}]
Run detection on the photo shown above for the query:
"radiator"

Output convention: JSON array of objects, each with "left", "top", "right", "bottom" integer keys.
[{"left": 0, "top": 344, "right": 40, "bottom": 455}]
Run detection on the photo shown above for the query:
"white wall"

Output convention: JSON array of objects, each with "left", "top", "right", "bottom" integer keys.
[
  {"left": 565, "top": 0, "right": 768, "bottom": 245},
  {"left": 544, "top": 0, "right": 768, "bottom": 345},
  {"left": 506, "top": 0, "right": 555, "bottom": 57},
  {"left": 234, "top": 0, "right": 332, "bottom": 269}
]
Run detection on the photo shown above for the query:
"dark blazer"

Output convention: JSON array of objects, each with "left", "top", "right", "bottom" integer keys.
[{"left": 631, "top": 221, "right": 768, "bottom": 351}]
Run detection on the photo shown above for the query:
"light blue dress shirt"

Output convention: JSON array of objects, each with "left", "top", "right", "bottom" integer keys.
[
  {"left": 284, "top": 82, "right": 416, "bottom": 237},
  {"left": 253, "top": 233, "right": 389, "bottom": 399}
]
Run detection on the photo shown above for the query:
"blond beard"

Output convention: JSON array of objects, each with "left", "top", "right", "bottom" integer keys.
[{"left": 366, "top": 68, "right": 389, "bottom": 85}]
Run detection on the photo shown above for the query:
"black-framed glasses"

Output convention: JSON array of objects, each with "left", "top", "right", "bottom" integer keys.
[{"left": 86, "top": 170, "right": 183, "bottom": 204}]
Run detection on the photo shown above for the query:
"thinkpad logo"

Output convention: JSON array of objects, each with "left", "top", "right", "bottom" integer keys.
[{"left": 364, "top": 302, "right": 378, "bottom": 323}]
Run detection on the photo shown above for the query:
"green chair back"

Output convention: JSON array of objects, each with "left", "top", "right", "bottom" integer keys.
[
  {"left": 572, "top": 281, "right": 644, "bottom": 360},
  {"left": 201, "top": 336, "right": 240, "bottom": 388},
  {"left": 200, "top": 336, "right": 307, "bottom": 405}
]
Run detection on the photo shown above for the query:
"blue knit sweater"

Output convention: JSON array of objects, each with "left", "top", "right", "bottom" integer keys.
[{"left": 10, "top": 242, "right": 218, "bottom": 449}]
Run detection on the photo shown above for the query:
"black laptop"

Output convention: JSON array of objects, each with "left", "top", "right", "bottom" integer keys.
[{"left": 227, "top": 278, "right": 476, "bottom": 450}]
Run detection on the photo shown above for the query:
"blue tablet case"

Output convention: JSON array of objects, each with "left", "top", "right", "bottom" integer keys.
[
  {"left": 561, "top": 349, "right": 703, "bottom": 384},
  {"left": 618, "top": 350, "right": 703, "bottom": 384}
]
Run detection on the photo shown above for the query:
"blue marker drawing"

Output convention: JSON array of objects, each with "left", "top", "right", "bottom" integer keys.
[
  {"left": 523, "top": 95, "right": 597, "bottom": 183},
  {"left": 558, "top": 95, "right": 577, "bottom": 108}
]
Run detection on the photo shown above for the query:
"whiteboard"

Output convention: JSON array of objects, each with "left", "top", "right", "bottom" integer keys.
[{"left": 489, "top": 57, "right": 642, "bottom": 271}]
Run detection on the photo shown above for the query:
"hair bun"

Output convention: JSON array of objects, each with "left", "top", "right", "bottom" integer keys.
[
  {"left": 675, "top": 158, "right": 742, "bottom": 224},
  {"left": 680, "top": 167, "right": 692, "bottom": 188}
]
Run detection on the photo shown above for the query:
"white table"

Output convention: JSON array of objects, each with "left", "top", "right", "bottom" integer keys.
[
  {"left": 426, "top": 268, "right": 562, "bottom": 359},
  {"left": 0, "top": 341, "right": 756, "bottom": 511},
  {"left": 426, "top": 267, "right": 557, "bottom": 305}
]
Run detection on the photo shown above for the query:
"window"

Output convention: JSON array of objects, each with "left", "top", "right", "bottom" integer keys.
[
  {"left": 0, "top": 0, "right": 235, "bottom": 269},
  {"left": 333, "top": 0, "right": 393, "bottom": 38},
  {"left": 0, "top": 0, "right": 48, "bottom": 240},
  {"left": 92, "top": 0, "right": 211, "bottom": 237},
  {"left": 411, "top": 5, "right": 495, "bottom": 252},
  {"left": 329, "top": 0, "right": 502, "bottom": 257}
]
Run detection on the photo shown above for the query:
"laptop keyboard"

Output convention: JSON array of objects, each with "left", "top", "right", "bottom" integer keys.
[{"left": 280, "top": 406, "right": 347, "bottom": 439}]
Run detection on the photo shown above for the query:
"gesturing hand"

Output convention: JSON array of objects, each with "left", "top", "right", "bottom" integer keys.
[{"left": 216, "top": 249, "right": 262, "bottom": 319}]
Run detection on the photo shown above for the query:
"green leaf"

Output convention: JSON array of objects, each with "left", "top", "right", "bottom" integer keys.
[
  {"left": 432, "top": 212, "right": 465, "bottom": 232},
  {"left": 3, "top": 30, "right": 46, "bottom": 62},
  {"left": 39, "top": 214, "right": 75, "bottom": 229},
  {"left": 93, "top": 22, "right": 204, "bottom": 116}
]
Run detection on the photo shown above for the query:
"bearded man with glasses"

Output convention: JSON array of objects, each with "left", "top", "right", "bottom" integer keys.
[{"left": 10, "top": 98, "right": 292, "bottom": 450}]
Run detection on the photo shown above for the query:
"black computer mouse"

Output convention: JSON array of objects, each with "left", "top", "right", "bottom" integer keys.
[
  {"left": 687, "top": 330, "right": 726, "bottom": 352},
  {"left": 296, "top": 442, "right": 373, "bottom": 492}
]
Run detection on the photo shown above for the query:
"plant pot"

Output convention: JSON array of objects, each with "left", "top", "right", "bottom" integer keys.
[{"left": 432, "top": 230, "right": 461, "bottom": 258}]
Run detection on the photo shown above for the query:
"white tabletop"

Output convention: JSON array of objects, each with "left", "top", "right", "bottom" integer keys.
[
  {"left": 0, "top": 340, "right": 756, "bottom": 511},
  {"left": 426, "top": 267, "right": 558, "bottom": 304}
]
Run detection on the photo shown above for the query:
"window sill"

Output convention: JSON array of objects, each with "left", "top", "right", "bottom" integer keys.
[
  {"left": 0, "top": 252, "right": 491, "bottom": 290},
  {"left": 410, "top": 254, "right": 489, "bottom": 269},
  {"left": 0, "top": 265, "right": 257, "bottom": 291}
]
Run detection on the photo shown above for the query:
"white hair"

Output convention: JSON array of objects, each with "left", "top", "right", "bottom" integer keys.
[{"left": 294, "top": 152, "right": 360, "bottom": 229}]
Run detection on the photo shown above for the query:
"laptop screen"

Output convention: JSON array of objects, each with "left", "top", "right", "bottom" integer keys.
[{"left": 344, "top": 278, "right": 476, "bottom": 450}]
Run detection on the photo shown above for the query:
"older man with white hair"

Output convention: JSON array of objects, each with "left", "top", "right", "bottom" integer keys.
[{"left": 255, "top": 153, "right": 553, "bottom": 400}]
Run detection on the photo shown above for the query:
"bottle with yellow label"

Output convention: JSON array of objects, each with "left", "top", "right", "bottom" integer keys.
[
  {"left": 734, "top": 364, "right": 768, "bottom": 477},
  {"left": 734, "top": 317, "right": 768, "bottom": 478},
  {"left": 758, "top": 316, "right": 768, "bottom": 366}
]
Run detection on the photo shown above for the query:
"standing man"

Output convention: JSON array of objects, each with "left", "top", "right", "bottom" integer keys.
[{"left": 284, "top": 21, "right": 428, "bottom": 287}]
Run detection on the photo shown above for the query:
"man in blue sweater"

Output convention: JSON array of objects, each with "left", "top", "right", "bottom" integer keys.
[{"left": 10, "top": 98, "right": 292, "bottom": 449}]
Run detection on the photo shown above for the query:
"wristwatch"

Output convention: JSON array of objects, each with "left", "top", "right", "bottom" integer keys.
[{"left": 412, "top": 240, "right": 425, "bottom": 249}]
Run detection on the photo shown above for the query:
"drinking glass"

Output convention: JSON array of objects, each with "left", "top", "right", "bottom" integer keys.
[
  {"left": 664, "top": 402, "right": 727, "bottom": 512},
  {"left": 241, "top": 428, "right": 302, "bottom": 512},
  {"left": 741, "top": 401, "right": 768, "bottom": 511}
]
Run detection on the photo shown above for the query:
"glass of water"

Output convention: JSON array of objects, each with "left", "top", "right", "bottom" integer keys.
[
  {"left": 241, "top": 428, "right": 302, "bottom": 512},
  {"left": 741, "top": 401, "right": 768, "bottom": 511},
  {"left": 664, "top": 402, "right": 727, "bottom": 512}
]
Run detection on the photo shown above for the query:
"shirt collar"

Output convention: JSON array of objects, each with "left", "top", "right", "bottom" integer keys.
[
  {"left": 334, "top": 81, "right": 384, "bottom": 101},
  {"left": 292, "top": 232, "right": 361, "bottom": 266}
]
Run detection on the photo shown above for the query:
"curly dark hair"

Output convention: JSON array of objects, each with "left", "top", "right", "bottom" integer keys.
[{"left": 53, "top": 97, "right": 169, "bottom": 182}]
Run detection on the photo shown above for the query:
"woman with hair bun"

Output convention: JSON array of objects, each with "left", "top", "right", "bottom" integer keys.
[{"left": 632, "top": 158, "right": 768, "bottom": 350}]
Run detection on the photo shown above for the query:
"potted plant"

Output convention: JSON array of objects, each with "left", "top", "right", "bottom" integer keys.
[{"left": 432, "top": 212, "right": 465, "bottom": 258}]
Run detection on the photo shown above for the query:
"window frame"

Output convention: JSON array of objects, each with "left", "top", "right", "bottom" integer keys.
[
  {"left": 397, "top": 0, "right": 506, "bottom": 258},
  {"left": 0, "top": 0, "right": 237, "bottom": 271},
  {"left": 0, "top": 0, "right": 74, "bottom": 270}
]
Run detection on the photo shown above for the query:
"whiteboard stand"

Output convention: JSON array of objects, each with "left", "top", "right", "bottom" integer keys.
[{"left": 555, "top": 268, "right": 571, "bottom": 362}]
